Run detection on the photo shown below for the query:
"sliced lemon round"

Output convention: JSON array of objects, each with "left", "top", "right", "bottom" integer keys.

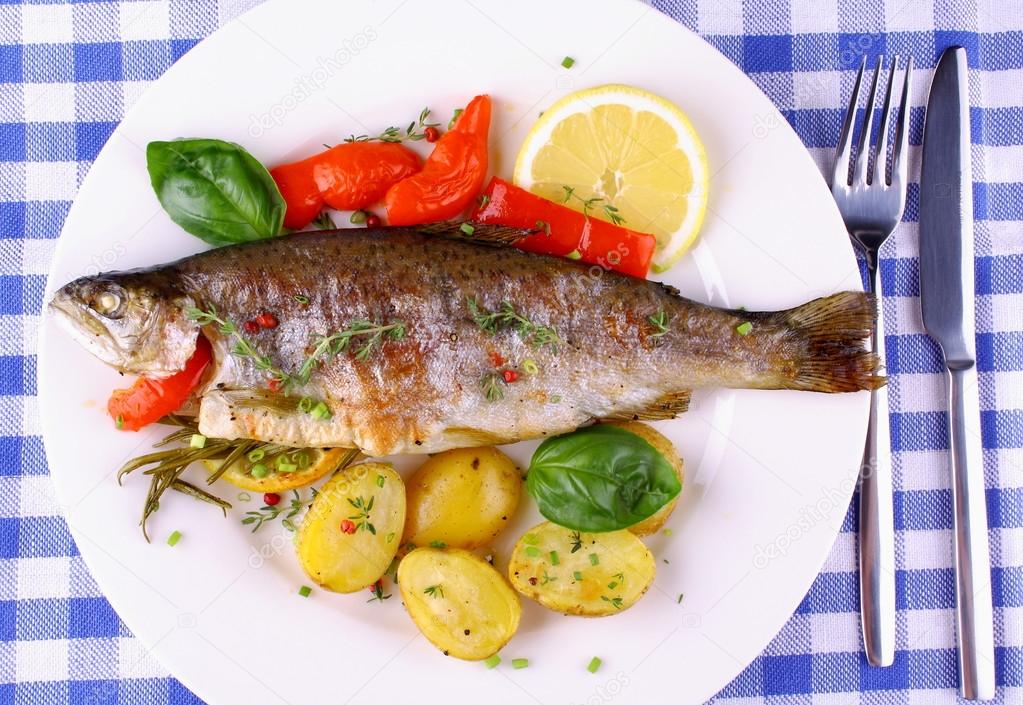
[
  {"left": 203, "top": 447, "right": 359, "bottom": 493},
  {"left": 514, "top": 84, "right": 709, "bottom": 272}
]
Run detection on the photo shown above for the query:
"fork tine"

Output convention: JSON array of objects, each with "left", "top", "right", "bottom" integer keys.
[
  {"left": 890, "top": 56, "right": 913, "bottom": 191},
  {"left": 872, "top": 56, "right": 899, "bottom": 185},
  {"left": 833, "top": 55, "right": 867, "bottom": 188},
  {"left": 853, "top": 56, "right": 884, "bottom": 185}
]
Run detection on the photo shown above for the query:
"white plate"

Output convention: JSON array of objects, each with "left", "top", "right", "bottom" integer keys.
[{"left": 38, "top": 2, "right": 867, "bottom": 703}]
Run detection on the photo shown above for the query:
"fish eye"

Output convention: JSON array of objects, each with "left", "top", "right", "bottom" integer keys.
[{"left": 90, "top": 291, "right": 124, "bottom": 319}]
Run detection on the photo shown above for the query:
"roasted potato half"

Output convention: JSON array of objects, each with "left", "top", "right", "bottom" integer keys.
[
  {"left": 398, "top": 548, "right": 521, "bottom": 660},
  {"left": 403, "top": 447, "right": 521, "bottom": 549},
  {"left": 508, "top": 521, "right": 655, "bottom": 616},
  {"left": 296, "top": 462, "right": 405, "bottom": 593},
  {"left": 602, "top": 421, "right": 684, "bottom": 536}
]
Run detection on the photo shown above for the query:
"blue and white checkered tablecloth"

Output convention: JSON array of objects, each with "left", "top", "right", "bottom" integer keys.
[{"left": 1, "top": 0, "right": 1021, "bottom": 703}]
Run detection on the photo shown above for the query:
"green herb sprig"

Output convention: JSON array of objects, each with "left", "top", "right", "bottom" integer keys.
[
  {"left": 561, "top": 186, "right": 626, "bottom": 226},
  {"left": 648, "top": 310, "right": 671, "bottom": 339},
  {"left": 467, "top": 298, "right": 562, "bottom": 352},
  {"left": 187, "top": 306, "right": 291, "bottom": 385},
  {"left": 297, "top": 319, "right": 407, "bottom": 383},
  {"left": 344, "top": 107, "right": 439, "bottom": 143},
  {"left": 347, "top": 495, "right": 376, "bottom": 534},
  {"left": 424, "top": 584, "right": 444, "bottom": 598}
]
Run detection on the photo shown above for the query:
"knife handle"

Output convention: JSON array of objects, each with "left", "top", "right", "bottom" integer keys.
[
  {"left": 859, "top": 268, "right": 896, "bottom": 667},
  {"left": 946, "top": 364, "right": 996, "bottom": 700}
]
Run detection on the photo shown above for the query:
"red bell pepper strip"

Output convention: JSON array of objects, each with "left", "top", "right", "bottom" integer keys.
[
  {"left": 384, "top": 95, "right": 491, "bottom": 225},
  {"left": 108, "top": 335, "right": 212, "bottom": 431},
  {"left": 271, "top": 142, "right": 421, "bottom": 230},
  {"left": 472, "top": 177, "right": 656, "bottom": 278}
]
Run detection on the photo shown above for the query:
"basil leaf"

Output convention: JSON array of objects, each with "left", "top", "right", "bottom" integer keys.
[
  {"left": 147, "top": 138, "right": 285, "bottom": 246},
  {"left": 526, "top": 425, "right": 681, "bottom": 532}
]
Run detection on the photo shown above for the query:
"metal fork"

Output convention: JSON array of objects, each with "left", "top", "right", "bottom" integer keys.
[{"left": 831, "top": 54, "right": 912, "bottom": 668}]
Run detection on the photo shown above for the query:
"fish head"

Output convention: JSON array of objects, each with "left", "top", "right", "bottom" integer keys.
[{"left": 49, "top": 271, "right": 200, "bottom": 376}]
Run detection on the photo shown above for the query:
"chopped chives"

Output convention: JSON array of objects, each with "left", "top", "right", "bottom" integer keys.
[
  {"left": 449, "top": 108, "right": 464, "bottom": 130},
  {"left": 298, "top": 396, "right": 314, "bottom": 413},
  {"left": 460, "top": 223, "right": 476, "bottom": 236},
  {"left": 736, "top": 321, "right": 753, "bottom": 336},
  {"left": 525, "top": 546, "right": 541, "bottom": 557},
  {"left": 250, "top": 463, "right": 268, "bottom": 478},
  {"left": 549, "top": 550, "right": 560, "bottom": 566},
  {"left": 293, "top": 451, "right": 310, "bottom": 469},
  {"left": 298, "top": 585, "right": 312, "bottom": 597},
  {"left": 349, "top": 210, "right": 368, "bottom": 225},
  {"left": 566, "top": 249, "right": 582, "bottom": 260},
  {"left": 663, "top": 527, "right": 673, "bottom": 536},
  {"left": 561, "top": 56, "right": 575, "bottom": 68},
  {"left": 294, "top": 294, "right": 310, "bottom": 305},
  {"left": 511, "top": 658, "right": 529, "bottom": 669},
  {"left": 189, "top": 434, "right": 206, "bottom": 449},
  {"left": 277, "top": 462, "right": 297, "bottom": 474},
  {"left": 237, "top": 492, "right": 251, "bottom": 502},
  {"left": 247, "top": 448, "right": 265, "bottom": 462},
  {"left": 311, "top": 401, "right": 332, "bottom": 420},
  {"left": 523, "top": 533, "right": 539, "bottom": 545},
  {"left": 573, "top": 571, "right": 583, "bottom": 581},
  {"left": 115, "top": 414, "right": 124, "bottom": 429},
  {"left": 588, "top": 553, "right": 599, "bottom": 566},
  {"left": 587, "top": 656, "right": 602, "bottom": 673},
  {"left": 429, "top": 540, "right": 447, "bottom": 548},
  {"left": 376, "top": 474, "right": 385, "bottom": 487},
  {"left": 522, "top": 358, "right": 539, "bottom": 375},
  {"left": 484, "top": 654, "right": 501, "bottom": 669},
  {"left": 166, "top": 530, "right": 182, "bottom": 547},
  {"left": 607, "top": 581, "right": 618, "bottom": 590}
]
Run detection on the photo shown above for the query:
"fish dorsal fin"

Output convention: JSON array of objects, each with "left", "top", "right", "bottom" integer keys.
[
  {"left": 415, "top": 222, "right": 533, "bottom": 247},
  {"left": 600, "top": 390, "right": 692, "bottom": 422}
]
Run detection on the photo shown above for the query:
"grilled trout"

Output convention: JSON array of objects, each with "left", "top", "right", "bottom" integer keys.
[{"left": 50, "top": 225, "right": 881, "bottom": 455}]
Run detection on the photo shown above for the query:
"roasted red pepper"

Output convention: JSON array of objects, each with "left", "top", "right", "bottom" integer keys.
[
  {"left": 472, "top": 177, "right": 656, "bottom": 278},
  {"left": 384, "top": 95, "right": 491, "bottom": 225},
  {"left": 271, "top": 142, "right": 421, "bottom": 230},
  {"left": 108, "top": 335, "right": 212, "bottom": 431}
]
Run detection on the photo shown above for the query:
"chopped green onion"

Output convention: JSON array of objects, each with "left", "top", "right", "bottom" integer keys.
[
  {"left": 522, "top": 358, "right": 539, "bottom": 375},
  {"left": 460, "top": 223, "right": 476, "bottom": 236},
  {"left": 477, "top": 192, "right": 490, "bottom": 208},
  {"left": 587, "top": 656, "right": 602, "bottom": 673},
  {"left": 561, "top": 56, "right": 576, "bottom": 69},
  {"left": 250, "top": 463, "right": 268, "bottom": 479},
  {"left": 349, "top": 210, "right": 368, "bottom": 225},
  {"left": 449, "top": 107, "right": 464, "bottom": 130},
  {"left": 607, "top": 581, "right": 618, "bottom": 590},
  {"left": 189, "top": 434, "right": 207, "bottom": 449},
  {"left": 566, "top": 249, "right": 582, "bottom": 260},
  {"left": 115, "top": 414, "right": 124, "bottom": 429},
  {"left": 524, "top": 546, "right": 541, "bottom": 557},
  {"left": 588, "top": 553, "right": 599, "bottom": 566},
  {"left": 523, "top": 533, "right": 539, "bottom": 545},
  {"left": 237, "top": 492, "right": 251, "bottom": 502},
  {"left": 298, "top": 396, "right": 314, "bottom": 413},
  {"left": 385, "top": 532, "right": 395, "bottom": 543},
  {"left": 511, "top": 658, "right": 529, "bottom": 669},
  {"left": 663, "top": 527, "right": 673, "bottom": 536},
  {"left": 736, "top": 321, "right": 753, "bottom": 336},
  {"left": 166, "top": 530, "right": 182, "bottom": 547},
  {"left": 247, "top": 448, "right": 265, "bottom": 462},
  {"left": 277, "top": 462, "right": 297, "bottom": 474},
  {"left": 429, "top": 540, "right": 447, "bottom": 548},
  {"left": 549, "top": 394, "right": 562, "bottom": 403},
  {"left": 311, "top": 401, "right": 332, "bottom": 420},
  {"left": 376, "top": 474, "right": 385, "bottom": 487},
  {"left": 298, "top": 585, "right": 312, "bottom": 597},
  {"left": 573, "top": 571, "right": 583, "bottom": 581},
  {"left": 294, "top": 294, "right": 310, "bottom": 305},
  {"left": 293, "top": 451, "right": 310, "bottom": 469},
  {"left": 549, "top": 550, "right": 560, "bottom": 566},
  {"left": 483, "top": 654, "right": 501, "bottom": 669}
]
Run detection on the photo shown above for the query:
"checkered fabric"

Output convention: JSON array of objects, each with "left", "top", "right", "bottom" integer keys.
[{"left": 0, "top": 0, "right": 1020, "bottom": 703}]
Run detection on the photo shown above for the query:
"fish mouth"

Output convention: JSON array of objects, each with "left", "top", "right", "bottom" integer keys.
[{"left": 48, "top": 295, "right": 129, "bottom": 367}]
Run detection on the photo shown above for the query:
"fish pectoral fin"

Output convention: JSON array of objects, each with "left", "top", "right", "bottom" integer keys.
[
  {"left": 417, "top": 222, "right": 533, "bottom": 247},
  {"left": 600, "top": 390, "right": 692, "bottom": 422}
]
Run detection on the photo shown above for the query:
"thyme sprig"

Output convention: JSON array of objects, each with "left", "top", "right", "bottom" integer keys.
[
  {"left": 600, "top": 595, "right": 624, "bottom": 610},
  {"left": 424, "top": 584, "right": 444, "bottom": 598},
  {"left": 296, "top": 319, "right": 407, "bottom": 382},
  {"left": 467, "top": 298, "right": 562, "bottom": 352},
  {"left": 242, "top": 488, "right": 315, "bottom": 533},
  {"left": 647, "top": 310, "right": 671, "bottom": 339},
  {"left": 481, "top": 372, "right": 505, "bottom": 403},
  {"left": 367, "top": 579, "right": 392, "bottom": 603},
  {"left": 561, "top": 186, "right": 626, "bottom": 226},
  {"left": 186, "top": 306, "right": 291, "bottom": 385},
  {"left": 347, "top": 495, "right": 376, "bottom": 534},
  {"left": 344, "top": 107, "right": 439, "bottom": 143},
  {"left": 569, "top": 531, "right": 583, "bottom": 553}
]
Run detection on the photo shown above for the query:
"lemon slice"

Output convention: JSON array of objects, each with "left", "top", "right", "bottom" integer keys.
[
  {"left": 203, "top": 447, "right": 358, "bottom": 493},
  {"left": 514, "top": 84, "right": 709, "bottom": 272}
]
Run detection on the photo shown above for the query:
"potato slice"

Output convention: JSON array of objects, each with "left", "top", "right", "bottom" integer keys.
[
  {"left": 403, "top": 447, "right": 521, "bottom": 549},
  {"left": 296, "top": 462, "right": 405, "bottom": 593},
  {"left": 601, "top": 421, "right": 684, "bottom": 536},
  {"left": 508, "top": 521, "right": 655, "bottom": 616},
  {"left": 204, "top": 447, "right": 359, "bottom": 493},
  {"left": 398, "top": 548, "right": 521, "bottom": 660}
]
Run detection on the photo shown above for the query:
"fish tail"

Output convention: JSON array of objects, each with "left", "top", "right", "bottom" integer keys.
[{"left": 771, "top": 291, "right": 884, "bottom": 393}]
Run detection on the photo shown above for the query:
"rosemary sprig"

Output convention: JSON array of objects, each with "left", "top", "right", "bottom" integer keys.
[
  {"left": 347, "top": 495, "right": 376, "bottom": 534},
  {"left": 186, "top": 306, "right": 291, "bottom": 386},
  {"left": 647, "top": 310, "right": 671, "bottom": 338},
  {"left": 467, "top": 298, "right": 562, "bottom": 352},
  {"left": 344, "top": 107, "right": 439, "bottom": 143},
  {"left": 561, "top": 186, "right": 627, "bottom": 226},
  {"left": 296, "top": 319, "right": 407, "bottom": 383}
]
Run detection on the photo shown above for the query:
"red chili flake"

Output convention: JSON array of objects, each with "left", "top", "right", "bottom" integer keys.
[
  {"left": 243, "top": 320, "right": 260, "bottom": 334},
  {"left": 528, "top": 576, "right": 538, "bottom": 586},
  {"left": 267, "top": 378, "right": 283, "bottom": 393},
  {"left": 502, "top": 369, "right": 519, "bottom": 383},
  {"left": 365, "top": 214, "right": 381, "bottom": 228},
  {"left": 340, "top": 519, "right": 356, "bottom": 534},
  {"left": 263, "top": 492, "right": 281, "bottom": 506},
  {"left": 489, "top": 351, "right": 506, "bottom": 367},
  {"left": 424, "top": 126, "right": 440, "bottom": 143},
  {"left": 256, "top": 312, "right": 278, "bottom": 329}
]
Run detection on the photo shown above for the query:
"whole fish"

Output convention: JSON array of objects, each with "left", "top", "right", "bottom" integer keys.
[{"left": 50, "top": 225, "right": 881, "bottom": 455}]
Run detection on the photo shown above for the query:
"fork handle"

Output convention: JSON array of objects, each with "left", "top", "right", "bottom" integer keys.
[{"left": 859, "top": 260, "right": 896, "bottom": 667}]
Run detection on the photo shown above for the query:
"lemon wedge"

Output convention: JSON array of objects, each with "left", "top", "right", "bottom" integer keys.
[
  {"left": 203, "top": 447, "right": 358, "bottom": 493},
  {"left": 514, "top": 84, "right": 709, "bottom": 272}
]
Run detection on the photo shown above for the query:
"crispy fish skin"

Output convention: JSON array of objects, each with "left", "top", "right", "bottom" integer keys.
[{"left": 51, "top": 227, "right": 881, "bottom": 455}]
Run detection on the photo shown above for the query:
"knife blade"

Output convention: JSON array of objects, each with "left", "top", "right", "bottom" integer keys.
[{"left": 919, "top": 46, "right": 996, "bottom": 701}]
